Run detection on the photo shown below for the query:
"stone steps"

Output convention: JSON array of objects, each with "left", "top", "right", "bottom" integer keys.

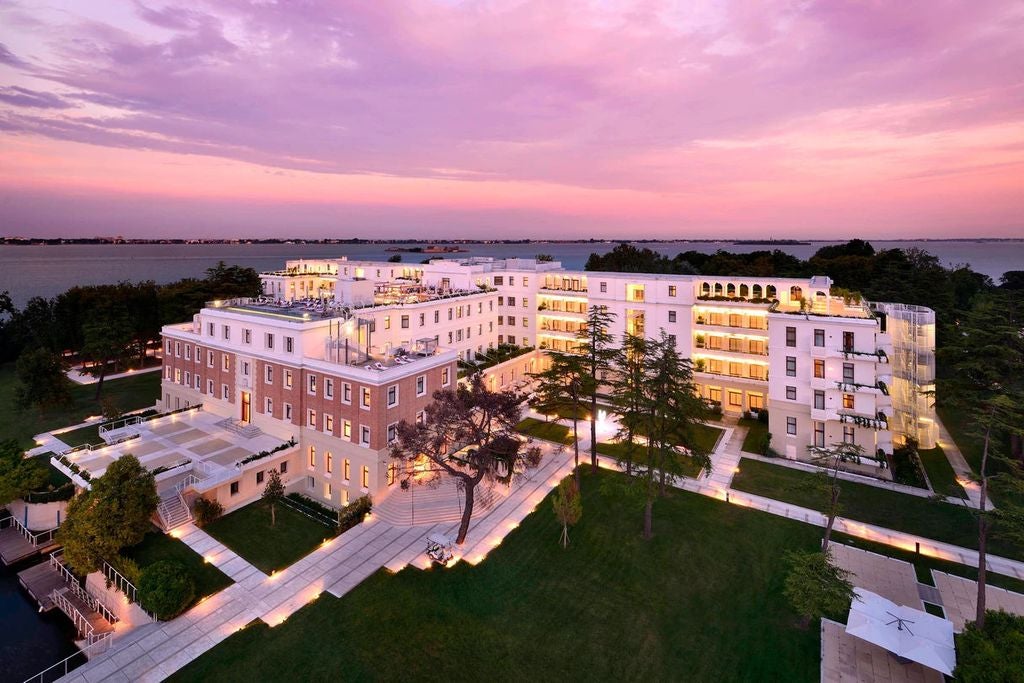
[{"left": 373, "top": 475, "right": 501, "bottom": 525}]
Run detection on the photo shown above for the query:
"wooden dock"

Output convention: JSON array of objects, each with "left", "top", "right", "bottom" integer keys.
[
  {"left": 17, "top": 559, "right": 67, "bottom": 611},
  {"left": 0, "top": 526, "right": 55, "bottom": 564}
]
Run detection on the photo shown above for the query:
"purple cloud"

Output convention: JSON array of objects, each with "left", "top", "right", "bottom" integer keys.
[{"left": 0, "top": 85, "right": 74, "bottom": 109}]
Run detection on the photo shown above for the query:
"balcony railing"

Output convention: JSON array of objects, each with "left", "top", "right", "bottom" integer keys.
[{"left": 838, "top": 411, "right": 889, "bottom": 430}]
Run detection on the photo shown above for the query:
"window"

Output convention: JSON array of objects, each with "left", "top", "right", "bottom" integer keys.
[
  {"left": 387, "top": 422, "right": 398, "bottom": 443},
  {"left": 326, "top": 452, "right": 333, "bottom": 474},
  {"left": 814, "top": 359, "right": 825, "bottom": 379},
  {"left": 344, "top": 459, "right": 351, "bottom": 481},
  {"left": 285, "top": 336, "right": 294, "bottom": 353},
  {"left": 843, "top": 331, "right": 855, "bottom": 352},
  {"left": 342, "top": 420, "right": 351, "bottom": 440},
  {"left": 384, "top": 316, "right": 391, "bottom": 330},
  {"left": 728, "top": 391, "right": 742, "bottom": 407},
  {"left": 387, "top": 385, "right": 398, "bottom": 407},
  {"left": 441, "top": 367, "right": 451, "bottom": 386},
  {"left": 668, "top": 285, "right": 677, "bottom": 297},
  {"left": 786, "top": 417, "right": 797, "bottom": 435},
  {"left": 785, "top": 326, "right": 796, "bottom": 347},
  {"left": 307, "top": 409, "right": 316, "bottom": 427},
  {"left": 843, "top": 426, "right": 856, "bottom": 444},
  {"left": 222, "top": 325, "right": 231, "bottom": 341},
  {"left": 185, "top": 345, "right": 191, "bottom": 361},
  {"left": 308, "top": 374, "right": 317, "bottom": 394},
  {"left": 361, "top": 466, "right": 370, "bottom": 489},
  {"left": 360, "top": 425, "right": 370, "bottom": 446},
  {"left": 786, "top": 356, "right": 797, "bottom": 377},
  {"left": 416, "top": 410, "right": 425, "bottom": 424},
  {"left": 494, "top": 276, "right": 504, "bottom": 286},
  {"left": 266, "top": 333, "right": 274, "bottom": 350},
  {"left": 814, "top": 390, "right": 825, "bottom": 410},
  {"left": 324, "top": 378, "right": 334, "bottom": 399},
  {"left": 324, "top": 414, "right": 334, "bottom": 433},
  {"left": 521, "top": 298, "right": 528, "bottom": 308},
  {"left": 361, "top": 387, "right": 371, "bottom": 409},
  {"left": 307, "top": 476, "right": 315, "bottom": 491},
  {"left": 843, "top": 363, "right": 855, "bottom": 384},
  {"left": 416, "top": 375, "right": 426, "bottom": 397},
  {"left": 814, "top": 329, "right": 825, "bottom": 347},
  {"left": 207, "top": 322, "right": 214, "bottom": 336},
  {"left": 230, "top": 481, "right": 239, "bottom": 496},
  {"left": 284, "top": 403, "right": 293, "bottom": 421},
  {"left": 308, "top": 446, "right": 316, "bottom": 468},
  {"left": 668, "top": 310, "right": 677, "bottom": 323},
  {"left": 265, "top": 397, "right": 273, "bottom": 414},
  {"left": 708, "top": 387, "right": 722, "bottom": 404},
  {"left": 401, "top": 315, "right": 409, "bottom": 329},
  {"left": 749, "top": 393, "right": 764, "bottom": 410},
  {"left": 244, "top": 328, "right": 252, "bottom": 344},
  {"left": 280, "top": 461, "right": 288, "bottom": 474},
  {"left": 814, "top": 422, "right": 825, "bottom": 447},
  {"left": 843, "top": 393, "right": 855, "bottom": 409},
  {"left": 256, "top": 470, "right": 265, "bottom": 485},
  {"left": 434, "top": 310, "right": 440, "bottom": 323},
  {"left": 207, "top": 350, "right": 214, "bottom": 367},
  {"left": 222, "top": 354, "right": 230, "bottom": 371},
  {"left": 324, "top": 482, "right": 332, "bottom": 500},
  {"left": 284, "top": 370, "right": 293, "bottom": 388},
  {"left": 786, "top": 386, "right": 797, "bottom": 400},
  {"left": 265, "top": 365, "right": 273, "bottom": 384},
  {"left": 599, "top": 282, "right": 607, "bottom": 293},
  {"left": 222, "top": 384, "right": 229, "bottom": 399},
  {"left": 342, "top": 382, "right": 351, "bottom": 404},
  {"left": 207, "top": 379, "right": 214, "bottom": 395}
]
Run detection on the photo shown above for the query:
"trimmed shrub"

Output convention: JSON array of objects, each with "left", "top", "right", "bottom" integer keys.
[
  {"left": 192, "top": 498, "right": 224, "bottom": 527},
  {"left": 138, "top": 560, "right": 196, "bottom": 620},
  {"left": 339, "top": 495, "right": 372, "bottom": 533}
]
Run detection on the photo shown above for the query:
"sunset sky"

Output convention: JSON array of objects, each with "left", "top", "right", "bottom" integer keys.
[{"left": 0, "top": 1, "right": 1022, "bottom": 239}]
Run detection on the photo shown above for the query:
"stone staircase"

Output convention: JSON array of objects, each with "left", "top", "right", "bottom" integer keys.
[
  {"left": 217, "top": 418, "right": 263, "bottom": 439},
  {"left": 374, "top": 475, "right": 502, "bottom": 526},
  {"left": 155, "top": 490, "right": 192, "bottom": 531}
]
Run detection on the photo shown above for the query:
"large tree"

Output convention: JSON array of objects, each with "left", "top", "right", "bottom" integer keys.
[
  {"left": 575, "top": 305, "right": 617, "bottom": 472},
  {"left": 940, "top": 291, "right": 1024, "bottom": 628},
  {"left": 783, "top": 549, "right": 855, "bottom": 629},
  {"left": 14, "top": 347, "right": 71, "bottom": 413},
  {"left": 806, "top": 442, "right": 866, "bottom": 552},
  {"left": 0, "top": 441, "right": 48, "bottom": 505},
  {"left": 607, "top": 333, "right": 649, "bottom": 476},
  {"left": 263, "top": 468, "right": 284, "bottom": 527},
  {"left": 81, "top": 306, "right": 135, "bottom": 399},
  {"left": 58, "top": 454, "right": 159, "bottom": 574},
  {"left": 531, "top": 351, "right": 590, "bottom": 487},
  {"left": 390, "top": 374, "right": 525, "bottom": 544},
  {"left": 955, "top": 610, "right": 1024, "bottom": 682}
]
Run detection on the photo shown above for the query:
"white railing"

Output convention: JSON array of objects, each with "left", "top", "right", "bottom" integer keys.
[
  {"left": 98, "top": 415, "right": 143, "bottom": 439},
  {"left": 51, "top": 587, "right": 96, "bottom": 639},
  {"left": 102, "top": 561, "right": 139, "bottom": 603},
  {"left": 0, "top": 515, "right": 58, "bottom": 546},
  {"left": 175, "top": 473, "right": 200, "bottom": 493},
  {"left": 21, "top": 631, "right": 113, "bottom": 683},
  {"left": 51, "top": 552, "right": 119, "bottom": 625}
]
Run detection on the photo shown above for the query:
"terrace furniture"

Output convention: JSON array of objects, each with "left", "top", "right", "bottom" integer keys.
[{"left": 374, "top": 362, "right": 386, "bottom": 371}]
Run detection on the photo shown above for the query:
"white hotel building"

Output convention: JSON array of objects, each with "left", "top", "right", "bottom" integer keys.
[{"left": 159, "top": 255, "right": 937, "bottom": 511}]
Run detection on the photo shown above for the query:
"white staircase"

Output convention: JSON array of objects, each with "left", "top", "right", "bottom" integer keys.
[
  {"left": 156, "top": 490, "right": 192, "bottom": 531},
  {"left": 374, "top": 475, "right": 502, "bottom": 526},
  {"left": 217, "top": 418, "right": 263, "bottom": 439}
]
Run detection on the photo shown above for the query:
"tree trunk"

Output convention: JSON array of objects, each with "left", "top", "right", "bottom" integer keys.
[
  {"left": 643, "top": 497, "right": 653, "bottom": 539},
  {"left": 976, "top": 423, "right": 992, "bottom": 628},
  {"left": 572, "top": 417, "right": 580, "bottom": 488},
  {"left": 822, "top": 489, "right": 839, "bottom": 552},
  {"left": 590, "top": 392, "right": 599, "bottom": 472},
  {"left": 456, "top": 482, "right": 475, "bottom": 544},
  {"left": 561, "top": 523, "right": 569, "bottom": 548},
  {"left": 271, "top": 502, "right": 276, "bottom": 527},
  {"left": 94, "top": 360, "right": 107, "bottom": 400}
]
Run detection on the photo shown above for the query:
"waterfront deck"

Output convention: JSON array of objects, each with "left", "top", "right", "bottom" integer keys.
[
  {"left": 17, "top": 559, "right": 66, "bottom": 611},
  {"left": 0, "top": 525, "right": 59, "bottom": 565}
]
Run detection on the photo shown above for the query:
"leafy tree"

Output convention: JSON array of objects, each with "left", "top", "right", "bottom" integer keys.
[
  {"left": 82, "top": 305, "right": 135, "bottom": 399},
  {"left": 783, "top": 549, "right": 855, "bottom": 628},
  {"left": 13, "top": 347, "right": 70, "bottom": 412},
  {"left": 939, "top": 291, "right": 1024, "bottom": 628},
  {"left": 531, "top": 351, "right": 589, "bottom": 487},
  {"left": 535, "top": 253, "right": 554, "bottom": 262},
  {"left": 387, "top": 254, "right": 402, "bottom": 262},
  {"left": 551, "top": 478, "right": 582, "bottom": 548},
  {"left": 575, "top": 305, "right": 617, "bottom": 472},
  {"left": 585, "top": 243, "right": 692, "bottom": 274},
  {"left": 205, "top": 261, "right": 262, "bottom": 297},
  {"left": 58, "top": 454, "right": 158, "bottom": 574},
  {"left": 138, "top": 560, "right": 196, "bottom": 620},
  {"left": 390, "top": 374, "right": 524, "bottom": 544},
  {"left": 0, "top": 440, "right": 48, "bottom": 505},
  {"left": 806, "top": 442, "right": 865, "bottom": 552},
  {"left": 955, "top": 610, "right": 1024, "bottom": 682},
  {"left": 263, "top": 468, "right": 285, "bottom": 527},
  {"left": 191, "top": 497, "right": 224, "bottom": 527},
  {"left": 1000, "top": 271, "right": 1024, "bottom": 290},
  {"left": 607, "top": 333, "right": 649, "bottom": 476}
]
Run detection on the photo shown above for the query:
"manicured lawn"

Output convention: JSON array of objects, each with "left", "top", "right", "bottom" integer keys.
[
  {"left": 0, "top": 363, "right": 160, "bottom": 449},
  {"left": 731, "top": 458, "right": 1023, "bottom": 561},
  {"left": 56, "top": 408, "right": 159, "bottom": 447},
  {"left": 170, "top": 469, "right": 822, "bottom": 681},
  {"left": 596, "top": 441, "right": 705, "bottom": 478},
  {"left": 515, "top": 417, "right": 575, "bottom": 445},
  {"left": 919, "top": 445, "right": 965, "bottom": 499},
  {"left": 936, "top": 398, "right": 984, "bottom": 475},
  {"left": 203, "top": 500, "right": 335, "bottom": 573},
  {"left": 740, "top": 418, "right": 769, "bottom": 455},
  {"left": 122, "top": 530, "right": 233, "bottom": 603}
]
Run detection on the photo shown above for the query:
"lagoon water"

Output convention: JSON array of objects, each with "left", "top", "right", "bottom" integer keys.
[{"left": 1, "top": 240, "right": 1022, "bottom": 307}]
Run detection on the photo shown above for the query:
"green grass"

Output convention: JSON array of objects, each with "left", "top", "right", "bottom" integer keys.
[
  {"left": 596, "top": 441, "right": 704, "bottom": 478},
  {"left": 515, "top": 417, "right": 575, "bottom": 445},
  {"left": 202, "top": 500, "right": 335, "bottom": 573},
  {"left": 56, "top": 408, "right": 159, "bottom": 447},
  {"left": 0, "top": 363, "right": 160, "bottom": 450},
  {"left": 122, "top": 530, "right": 233, "bottom": 604},
  {"left": 919, "top": 445, "right": 965, "bottom": 499},
  {"left": 740, "top": 418, "right": 769, "bottom": 455},
  {"left": 731, "top": 458, "right": 1024, "bottom": 561},
  {"left": 170, "top": 469, "right": 822, "bottom": 682}
]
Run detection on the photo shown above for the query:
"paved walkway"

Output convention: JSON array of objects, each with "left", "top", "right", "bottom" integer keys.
[
  {"left": 821, "top": 618, "right": 942, "bottom": 683},
  {"left": 65, "top": 364, "right": 162, "bottom": 385},
  {"left": 935, "top": 417, "right": 984, "bottom": 509},
  {"left": 932, "top": 570, "right": 1024, "bottom": 631},
  {"left": 60, "top": 444, "right": 573, "bottom": 682}
]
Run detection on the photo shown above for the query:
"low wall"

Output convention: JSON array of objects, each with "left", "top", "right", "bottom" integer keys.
[
  {"left": 85, "top": 572, "right": 153, "bottom": 628},
  {"left": 6, "top": 498, "right": 68, "bottom": 531},
  {"left": 475, "top": 350, "right": 542, "bottom": 390}
]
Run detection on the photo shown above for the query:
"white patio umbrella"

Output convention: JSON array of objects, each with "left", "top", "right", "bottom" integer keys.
[{"left": 846, "top": 588, "right": 956, "bottom": 676}]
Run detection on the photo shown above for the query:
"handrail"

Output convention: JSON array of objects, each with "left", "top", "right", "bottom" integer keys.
[
  {"left": 51, "top": 552, "right": 119, "bottom": 625},
  {"left": 0, "top": 514, "right": 58, "bottom": 546},
  {"left": 21, "top": 631, "right": 112, "bottom": 683},
  {"left": 51, "top": 587, "right": 95, "bottom": 639},
  {"left": 103, "top": 561, "right": 139, "bottom": 603}
]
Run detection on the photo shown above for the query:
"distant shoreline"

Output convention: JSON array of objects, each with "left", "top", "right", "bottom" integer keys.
[{"left": 2, "top": 237, "right": 1022, "bottom": 246}]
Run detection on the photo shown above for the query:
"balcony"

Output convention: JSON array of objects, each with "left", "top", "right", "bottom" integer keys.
[
  {"left": 839, "top": 411, "right": 889, "bottom": 431},
  {"left": 834, "top": 380, "right": 888, "bottom": 395},
  {"left": 539, "top": 286, "right": 588, "bottom": 296}
]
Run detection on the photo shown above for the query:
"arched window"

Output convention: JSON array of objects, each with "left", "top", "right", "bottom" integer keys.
[
  {"left": 790, "top": 286, "right": 803, "bottom": 301},
  {"left": 726, "top": 283, "right": 736, "bottom": 297},
  {"left": 766, "top": 285, "right": 777, "bottom": 299},
  {"left": 701, "top": 282, "right": 711, "bottom": 296},
  {"left": 714, "top": 283, "right": 724, "bottom": 296},
  {"left": 752, "top": 284, "right": 763, "bottom": 299},
  {"left": 739, "top": 284, "right": 749, "bottom": 298}
]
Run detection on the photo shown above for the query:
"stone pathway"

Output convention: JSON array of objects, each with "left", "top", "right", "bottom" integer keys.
[
  {"left": 65, "top": 364, "right": 162, "bottom": 385},
  {"left": 932, "top": 570, "right": 1024, "bottom": 631},
  {"left": 59, "top": 444, "right": 573, "bottom": 683},
  {"left": 820, "top": 618, "right": 942, "bottom": 683},
  {"left": 935, "top": 417, "right": 984, "bottom": 509}
]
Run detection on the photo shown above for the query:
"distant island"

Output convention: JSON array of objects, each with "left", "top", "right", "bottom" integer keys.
[
  {"left": 732, "top": 239, "right": 811, "bottom": 245},
  {"left": 385, "top": 245, "right": 467, "bottom": 253}
]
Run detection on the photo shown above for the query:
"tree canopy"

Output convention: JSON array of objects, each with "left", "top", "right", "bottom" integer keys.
[{"left": 0, "top": 440, "right": 48, "bottom": 505}]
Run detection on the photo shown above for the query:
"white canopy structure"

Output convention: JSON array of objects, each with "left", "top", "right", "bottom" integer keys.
[{"left": 846, "top": 588, "right": 956, "bottom": 676}]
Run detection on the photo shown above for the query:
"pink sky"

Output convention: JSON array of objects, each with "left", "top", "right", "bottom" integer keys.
[{"left": 0, "top": 0, "right": 1022, "bottom": 239}]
